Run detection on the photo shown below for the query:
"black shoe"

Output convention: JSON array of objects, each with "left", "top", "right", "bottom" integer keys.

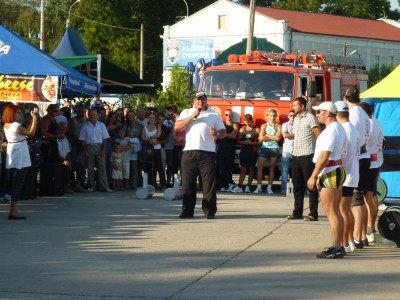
[
  {"left": 8, "top": 214, "right": 27, "bottom": 220},
  {"left": 179, "top": 212, "right": 193, "bottom": 219},
  {"left": 354, "top": 240, "right": 364, "bottom": 249},
  {"left": 362, "top": 238, "right": 369, "bottom": 247},
  {"left": 287, "top": 215, "right": 302, "bottom": 220},
  {"left": 206, "top": 214, "right": 215, "bottom": 219},
  {"left": 316, "top": 246, "right": 344, "bottom": 259}
]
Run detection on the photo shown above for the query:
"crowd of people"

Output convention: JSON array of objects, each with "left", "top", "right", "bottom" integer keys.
[
  {"left": 0, "top": 100, "right": 186, "bottom": 216},
  {"left": 0, "top": 89, "right": 385, "bottom": 260}
]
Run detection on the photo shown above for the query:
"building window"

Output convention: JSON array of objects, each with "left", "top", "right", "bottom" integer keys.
[{"left": 218, "top": 15, "right": 227, "bottom": 29}]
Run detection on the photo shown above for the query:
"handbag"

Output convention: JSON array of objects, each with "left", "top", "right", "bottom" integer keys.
[{"left": 141, "top": 141, "right": 155, "bottom": 162}]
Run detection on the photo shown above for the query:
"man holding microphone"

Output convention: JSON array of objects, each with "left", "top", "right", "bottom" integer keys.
[{"left": 175, "top": 92, "right": 226, "bottom": 219}]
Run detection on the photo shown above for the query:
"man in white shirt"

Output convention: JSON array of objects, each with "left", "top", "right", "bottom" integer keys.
[
  {"left": 335, "top": 101, "right": 360, "bottom": 253},
  {"left": 79, "top": 109, "right": 112, "bottom": 192},
  {"left": 343, "top": 88, "right": 370, "bottom": 249},
  {"left": 360, "top": 100, "right": 384, "bottom": 244},
  {"left": 175, "top": 92, "right": 226, "bottom": 219},
  {"left": 308, "top": 102, "right": 347, "bottom": 259}
]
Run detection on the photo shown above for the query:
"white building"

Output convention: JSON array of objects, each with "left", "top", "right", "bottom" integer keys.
[{"left": 161, "top": 0, "right": 400, "bottom": 88}]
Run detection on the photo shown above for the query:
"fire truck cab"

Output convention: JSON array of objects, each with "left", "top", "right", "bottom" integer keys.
[{"left": 196, "top": 50, "right": 368, "bottom": 126}]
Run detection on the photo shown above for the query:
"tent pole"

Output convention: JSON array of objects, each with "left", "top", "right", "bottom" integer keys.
[
  {"left": 40, "top": 0, "right": 45, "bottom": 50},
  {"left": 140, "top": 23, "right": 144, "bottom": 80}
]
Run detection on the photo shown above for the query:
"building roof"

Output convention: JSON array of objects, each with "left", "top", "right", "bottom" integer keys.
[{"left": 256, "top": 7, "right": 400, "bottom": 42}]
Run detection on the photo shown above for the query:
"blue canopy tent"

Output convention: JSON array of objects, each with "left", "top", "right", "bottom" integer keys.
[
  {"left": 0, "top": 23, "right": 102, "bottom": 102},
  {"left": 52, "top": 27, "right": 153, "bottom": 94},
  {"left": 360, "top": 65, "right": 400, "bottom": 198}
]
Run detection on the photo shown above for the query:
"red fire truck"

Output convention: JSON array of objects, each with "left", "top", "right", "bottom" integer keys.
[{"left": 195, "top": 50, "right": 368, "bottom": 126}]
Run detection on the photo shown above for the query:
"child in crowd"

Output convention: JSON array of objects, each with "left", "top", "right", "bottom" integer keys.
[
  {"left": 115, "top": 127, "right": 131, "bottom": 189},
  {"left": 110, "top": 143, "right": 123, "bottom": 190},
  {"left": 127, "top": 127, "right": 141, "bottom": 189},
  {"left": 56, "top": 122, "right": 74, "bottom": 193}
]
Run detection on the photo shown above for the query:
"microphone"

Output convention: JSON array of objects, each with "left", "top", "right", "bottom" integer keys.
[{"left": 193, "top": 108, "right": 202, "bottom": 121}]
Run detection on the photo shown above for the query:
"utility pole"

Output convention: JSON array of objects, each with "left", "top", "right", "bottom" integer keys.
[
  {"left": 246, "top": 0, "right": 255, "bottom": 55},
  {"left": 140, "top": 23, "right": 144, "bottom": 80},
  {"left": 40, "top": 0, "right": 45, "bottom": 50}
]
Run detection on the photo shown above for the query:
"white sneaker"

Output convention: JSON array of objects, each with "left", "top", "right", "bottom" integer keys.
[
  {"left": 87, "top": 187, "right": 95, "bottom": 192},
  {"left": 349, "top": 242, "right": 355, "bottom": 252},
  {"left": 245, "top": 186, "right": 251, "bottom": 193},
  {"left": 231, "top": 186, "right": 243, "bottom": 193},
  {"left": 267, "top": 187, "right": 273, "bottom": 195},
  {"left": 366, "top": 233, "right": 375, "bottom": 243},
  {"left": 344, "top": 245, "right": 353, "bottom": 253},
  {"left": 227, "top": 184, "right": 235, "bottom": 192},
  {"left": 253, "top": 186, "right": 262, "bottom": 194},
  {"left": 220, "top": 187, "right": 227, "bottom": 192}
]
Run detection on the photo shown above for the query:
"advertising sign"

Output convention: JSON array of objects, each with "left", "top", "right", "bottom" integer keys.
[
  {"left": 0, "top": 74, "right": 58, "bottom": 103},
  {"left": 164, "top": 38, "right": 213, "bottom": 67}
]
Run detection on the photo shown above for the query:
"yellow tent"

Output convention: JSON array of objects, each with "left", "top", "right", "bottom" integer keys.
[{"left": 360, "top": 64, "right": 400, "bottom": 98}]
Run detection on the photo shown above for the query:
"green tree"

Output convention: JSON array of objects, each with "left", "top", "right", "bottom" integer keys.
[
  {"left": 367, "top": 63, "right": 396, "bottom": 88},
  {"left": 323, "top": 0, "right": 390, "bottom": 19},
  {"left": 272, "top": 0, "right": 321, "bottom": 12}
]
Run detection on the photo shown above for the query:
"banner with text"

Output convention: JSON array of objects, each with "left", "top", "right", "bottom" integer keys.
[
  {"left": 0, "top": 74, "right": 58, "bottom": 103},
  {"left": 164, "top": 38, "right": 213, "bottom": 67}
]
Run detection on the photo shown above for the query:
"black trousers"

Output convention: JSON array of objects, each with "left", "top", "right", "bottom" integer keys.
[
  {"left": 9, "top": 167, "right": 28, "bottom": 202},
  {"left": 181, "top": 150, "right": 217, "bottom": 216},
  {"left": 216, "top": 147, "right": 235, "bottom": 189},
  {"left": 291, "top": 154, "right": 319, "bottom": 218}
]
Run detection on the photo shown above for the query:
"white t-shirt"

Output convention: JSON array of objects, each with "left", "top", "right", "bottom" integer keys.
[
  {"left": 282, "top": 121, "right": 294, "bottom": 158},
  {"left": 313, "top": 122, "right": 347, "bottom": 176},
  {"left": 57, "top": 137, "right": 70, "bottom": 160},
  {"left": 4, "top": 122, "right": 31, "bottom": 169},
  {"left": 341, "top": 122, "right": 360, "bottom": 188},
  {"left": 178, "top": 107, "right": 225, "bottom": 153},
  {"left": 367, "top": 116, "right": 384, "bottom": 169},
  {"left": 349, "top": 106, "right": 370, "bottom": 159}
]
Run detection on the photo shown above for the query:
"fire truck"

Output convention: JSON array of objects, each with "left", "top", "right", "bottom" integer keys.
[
  {"left": 194, "top": 50, "right": 368, "bottom": 126},
  {"left": 191, "top": 50, "right": 369, "bottom": 176}
]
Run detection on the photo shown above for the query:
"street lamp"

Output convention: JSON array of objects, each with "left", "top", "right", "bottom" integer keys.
[
  {"left": 66, "top": 0, "right": 81, "bottom": 28},
  {"left": 182, "top": 0, "right": 189, "bottom": 18}
]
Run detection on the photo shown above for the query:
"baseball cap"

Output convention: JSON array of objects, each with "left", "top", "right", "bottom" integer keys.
[
  {"left": 312, "top": 101, "right": 337, "bottom": 114},
  {"left": 195, "top": 91, "right": 207, "bottom": 100},
  {"left": 344, "top": 87, "right": 359, "bottom": 98},
  {"left": 334, "top": 101, "right": 349, "bottom": 112}
]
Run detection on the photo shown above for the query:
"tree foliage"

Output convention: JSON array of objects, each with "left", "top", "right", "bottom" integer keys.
[
  {"left": 273, "top": 0, "right": 321, "bottom": 12},
  {"left": 368, "top": 63, "right": 396, "bottom": 88}
]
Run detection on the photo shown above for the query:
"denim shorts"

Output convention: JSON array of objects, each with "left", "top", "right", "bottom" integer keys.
[{"left": 258, "top": 147, "right": 280, "bottom": 158}]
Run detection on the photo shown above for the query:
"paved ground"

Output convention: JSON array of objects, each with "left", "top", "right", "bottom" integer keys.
[{"left": 0, "top": 188, "right": 399, "bottom": 300}]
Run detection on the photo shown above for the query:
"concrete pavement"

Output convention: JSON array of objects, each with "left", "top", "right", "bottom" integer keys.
[{"left": 0, "top": 189, "right": 399, "bottom": 300}]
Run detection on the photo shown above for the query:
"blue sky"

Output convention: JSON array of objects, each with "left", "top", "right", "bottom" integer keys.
[{"left": 390, "top": 0, "right": 400, "bottom": 9}]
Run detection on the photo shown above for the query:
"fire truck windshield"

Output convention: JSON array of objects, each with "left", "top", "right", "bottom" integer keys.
[{"left": 201, "top": 70, "right": 295, "bottom": 100}]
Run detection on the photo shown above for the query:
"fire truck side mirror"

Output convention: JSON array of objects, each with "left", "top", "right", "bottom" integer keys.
[{"left": 309, "top": 81, "right": 317, "bottom": 98}]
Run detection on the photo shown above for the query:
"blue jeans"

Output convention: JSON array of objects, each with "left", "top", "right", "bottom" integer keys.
[{"left": 281, "top": 156, "right": 291, "bottom": 192}]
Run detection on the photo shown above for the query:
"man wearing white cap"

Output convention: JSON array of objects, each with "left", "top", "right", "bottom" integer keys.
[
  {"left": 175, "top": 92, "right": 226, "bottom": 219},
  {"left": 335, "top": 100, "right": 360, "bottom": 253},
  {"left": 308, "top": 101, "right": 347, "bottom": 259}
]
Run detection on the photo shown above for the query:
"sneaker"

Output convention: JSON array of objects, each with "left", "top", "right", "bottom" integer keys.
[
  {"left": 366, "top": 232, "right": 375, "bottom": 243},
  {"left": 344, "top": 245, "right": 353, "bottom": 253},
  {"left": 354, "top": 240, "right": 364, "bottom": 249},
  {"left": 316, "top": 246, "right": 344, "bottom": 259},
  {"left": 266, "top": 187, "right": 273, "bottom": 195},
  {"left": 3, "top": 194, "right": 11, "bottom": 201},
  {"left": 349, "top": 242, "right": 355, "bottom": 252},
  {"left": 220, "top": 187, "right": 227, "bottom": 192},
  {"left": 362, "top": 238, "right": 369, "bottom": 247},
  {"left": 231, "top": 186, "right": 243, "bottom": 193},
  {"left": 245, "top": 186, "right": 251, "bottom": 193},
  {"left": 253, "top": 186, "right": 262, "bottom": 194},
  {"left": 87, "top": 187, "right": 95, "bottom": 192},
  {"left": 227, "top": 184, "right": 235, "bottom": 192}
]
